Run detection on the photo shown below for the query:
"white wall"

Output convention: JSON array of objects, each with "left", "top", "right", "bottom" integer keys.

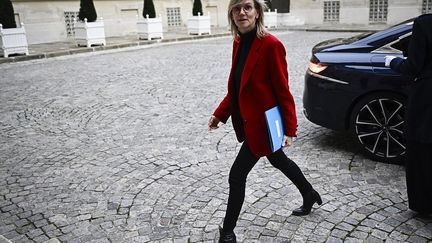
[
  {"left": 11, "top": 0, "right": 230, "bottom": 44},
  {"left": 289, "top": 0, "right": 422, "bottom": 26},
  {"left": 13, "top": 1, "right": 80, "bottom": 43},
  {"left": 387, "top": 0, "right": 422, "bottom": 25}
]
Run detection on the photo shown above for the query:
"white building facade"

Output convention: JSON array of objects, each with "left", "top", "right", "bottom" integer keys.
[
  {"left": 11, "top": 0, "right": 229, "bottom": 44},
  {"left": 10, "top": 0, "right": 432, "bottom": 44},
  {"left": 282, "top": 0, "right": 431, "bottom": 27}
]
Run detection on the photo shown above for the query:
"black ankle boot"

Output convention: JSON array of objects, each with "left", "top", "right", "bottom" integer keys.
[
  {"left": 292, "top": 189, "right": 322, "bottom": 216},
  {"left": 219, "top": 226, "right": 236, "bottom": 243}
]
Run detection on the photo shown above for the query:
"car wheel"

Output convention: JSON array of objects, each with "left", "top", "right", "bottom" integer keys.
[{"left": 350, "top": 92, "right": 406, "bottom": 164}]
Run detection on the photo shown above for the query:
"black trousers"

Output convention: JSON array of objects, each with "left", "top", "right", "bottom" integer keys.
[{"left": 223, "top": 142, "right": 313, "bottom": 232}]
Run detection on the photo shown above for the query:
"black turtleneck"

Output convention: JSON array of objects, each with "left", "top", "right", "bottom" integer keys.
[{"left": 233, "top": 28, "right": 256, "bottom": 103}]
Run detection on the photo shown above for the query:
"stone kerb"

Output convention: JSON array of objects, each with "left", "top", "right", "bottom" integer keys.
[
  {"left": 0, "top": 23, "right": 29, "bottom": 58},
  {"left": 74, "top": 17, "right": 106, "bottom": 47},
  {"left": 187, "top": 12, "right": 211, "bottom": 36},
  {"left": 137, "top": 14, "right": 163, "bottom": 40}
]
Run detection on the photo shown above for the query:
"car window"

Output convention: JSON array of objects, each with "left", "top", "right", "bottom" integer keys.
[
  {"left": 350, "top": 18, "right": 414, "bottom": 44},
  {"left": 391, "top": 35, "right": 411, "bottom": 55},
  {"left": 372, "top": 32, "right": 411, "bottom": 54}
]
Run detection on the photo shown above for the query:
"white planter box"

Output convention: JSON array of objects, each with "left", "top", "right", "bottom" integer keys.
[
  {"left": 74, "top": 18, "right": 106, "bottom": 47},
  {"left": 137, "top": 15, "right": 163, "bottom": 40},
  {"left": 264, "top": 9, "right": 278, "bottom": 28},
  {"left": 187, "top": 13, "right": 211, "bottom": 35},
  {"left": 0, "top": 23, "right": 29, "bottom": 58}
]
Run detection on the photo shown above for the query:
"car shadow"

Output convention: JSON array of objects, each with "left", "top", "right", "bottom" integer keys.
[
  {"left": 314, "top": 128, "right": 404, "bottom": 165},
  {"left": 315, "top": 129, "right": 361, "bottom": 154}
]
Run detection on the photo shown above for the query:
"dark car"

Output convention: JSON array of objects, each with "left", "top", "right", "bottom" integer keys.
[{"left": 303, "top": 19, "right": 415, "bottom": 163}]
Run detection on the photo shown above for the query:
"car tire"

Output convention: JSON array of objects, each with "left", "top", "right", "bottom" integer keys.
[{"left": 350, "top": 92, "right": 406, "bottom": 164}]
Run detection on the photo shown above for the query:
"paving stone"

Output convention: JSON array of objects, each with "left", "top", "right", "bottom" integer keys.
[
  {"left": 349, "top": 230, "right": 369, "bottom": 240},
  {"left": 277, "top": 227, "right": 293, "bottom": 239},
  {"left": 307, "top": 234, "right": 327, "bottom": 243},
  {"left": 396, "top": 223, "right": 417, "bottom": 235},
  {"left": 365, "top": 235, "right": 385, "bottom": 243},
  {"left": 343, "top": 238, "right": 363, "bottom": 243},
  {"left": 330, "top": 228, "right": 349, "bottom": 238},
  {"left": 371, "top": 228, "right": 389, "bottom": 240},
  {"left": 336, "top": 222, "right": 355, "bottom": 232},
  {"left": 388, "top": 230, "right": 409, "bottom": 242},
  {"left": 25, "top": 228, "right": 44, "bottom": 239},
  {"left": 407, "top": 235, "right": 428, "bottom": 243},
  {"left": 343, "top": 217, "right": 360, "bottom": 226},
  {"left": 42, "top": 239, "right": 61, "bottom": 243},
  {"left": 33, "top": 234, "right": 50, "bottom": 243},
  {"left": 369, "top": 212, "right": 387, "bottom": 222},
  {"left": 319, "top": 221, "right": 336, "bottom": 230},
  {"left": 325, "top": 236, "right": 343, "bottom": 243},
  {"left": 361, "top": 218, "right": 379, "bottom": 228},
  {"left": 0, "top": 235, "right": 11, "bottom": 243}
]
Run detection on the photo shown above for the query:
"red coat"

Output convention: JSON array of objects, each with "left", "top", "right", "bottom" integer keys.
[{"left": 213, "top": 33, "right": 297, "bottom": 157}]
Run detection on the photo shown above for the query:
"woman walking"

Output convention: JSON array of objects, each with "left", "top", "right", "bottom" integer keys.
[{"left": 208, "top": 0, "right": 322, "bottom": 242}]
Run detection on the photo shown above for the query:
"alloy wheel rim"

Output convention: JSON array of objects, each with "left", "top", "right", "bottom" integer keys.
[{"left": 355, "top": 98, "right": 406, "bottom": 159}]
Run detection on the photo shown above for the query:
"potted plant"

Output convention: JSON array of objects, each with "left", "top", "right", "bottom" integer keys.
[
  {"left": 264, "top": 0, "right": 277, "bottom": 28},
  {"left": 74, "top": 0, "right": 106, "bottom": 47},
  {"left": 137, "top": 0, "right": 163, "bottom": 40},
  {"left": 0, "top": 0, "right": 29, "bottom": 57},
  {"left": 187, "top": 0, "right": 211, "bottom": 35}
]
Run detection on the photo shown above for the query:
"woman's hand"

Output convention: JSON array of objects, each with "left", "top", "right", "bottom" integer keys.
[
  {"left": 208, "top": 115, "right": 221, "bottom": 130},
  {"left": 282, "top": 135, "right": 293, "bottom": 147}
]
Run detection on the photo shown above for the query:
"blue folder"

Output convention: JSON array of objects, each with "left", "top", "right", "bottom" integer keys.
[{"left": 265, "top": 106, "right": 284, "bottom": 152}]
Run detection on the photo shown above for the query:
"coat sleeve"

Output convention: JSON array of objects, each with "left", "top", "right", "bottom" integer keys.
[
  {"left": 213, "top": 94, "right": 232, "bottom": 123},
  {"left": 390, "top": 17, "right": 427, "bottom": 76},
  {"left": 213, "top": 40, "right": 238, "bottom": 124},
  {"left": 268, "top": 40, "right": 297, "bottom": 137}
]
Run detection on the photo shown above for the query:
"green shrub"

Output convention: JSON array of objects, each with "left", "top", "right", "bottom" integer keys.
[
  {"left": 192, "top": 0, "right": 203, "bottom": 16},
  {"left": 78, "top": 0, "right": 97, "bottom": 22},
  {"left": 143, "top": 0, "right": 156, "bottom": 18},
  {"left": 0, "top": 0, "right": 17, "bottom": 28}
]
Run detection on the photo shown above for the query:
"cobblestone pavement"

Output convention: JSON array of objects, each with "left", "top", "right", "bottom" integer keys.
[{"left": 1, "top": 31, "right": 431, "bottom": 243}]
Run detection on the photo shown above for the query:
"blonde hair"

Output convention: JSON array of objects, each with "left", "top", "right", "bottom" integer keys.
[{"left": 228, "top": 0, "right": 268, "bottom": 38}]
